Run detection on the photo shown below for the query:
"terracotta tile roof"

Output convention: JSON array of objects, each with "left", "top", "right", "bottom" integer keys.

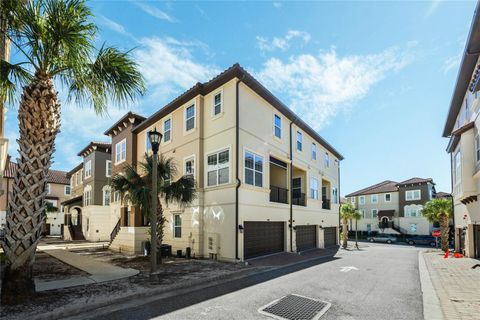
[
  {"left": 396, "top": 177, "right": 433, "bottom": 186},
  {"left": 4, "top": 162, "right": 69, "bottom": 185},
  {"left": 436, "top": 192, "right": 451, "bottom": 198},
  {"left": 77, "top": 141, "right": 111, "bottom": 157},
  {"left": 346, "top": 180, "right": 398, "bottom": 197},
  {"left": 104, "top": 111, "right": 146, "bottom": 136}
]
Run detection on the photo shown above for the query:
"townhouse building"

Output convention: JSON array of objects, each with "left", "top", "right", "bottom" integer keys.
[
  {"left": 346, "top": 178, "right": 443, "bottom": 236},
  {"left": 0, "top": 162, "right": 70, "bottom": 235},
  {"left": 62, "top": 142, "right": 114, "bottom": 241},
  {"left": 443, "top": 2, "right": 480, "bottom": 258},
  {"left": 101, "top": 64, "right": 343, "bottom": 261}
]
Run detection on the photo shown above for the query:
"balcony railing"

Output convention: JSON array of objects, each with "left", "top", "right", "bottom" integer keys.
[
  {"left": 322, "top": 198, "right": 331, "bottom": 210},
  {"left": 270, "top": 185, "right": 288, "bottom": 204},
  {"left": 292, "top": 193, "right": 306, "bottom": 206}
]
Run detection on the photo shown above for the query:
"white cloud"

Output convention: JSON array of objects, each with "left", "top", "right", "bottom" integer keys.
[
  {"left": 257, "top": 30, "right": 311, "bottom": 52},
  {"left": 254, "top": 47, "right": 413, "bottom": 129},
  {"left": 443, "top": 53, "right": 461, "bottom": 74},
  {"left": 425, "top": 0, "right": 441, "bottom": 18},
  {"left": 135, "top": 3, "right": 177, "bottom": 23},
  {"left": 273, "top": 2, "right": 282, "bottom": 8},
  {"left": 97, "top": 15, "right": 128, "bottom": 36}
]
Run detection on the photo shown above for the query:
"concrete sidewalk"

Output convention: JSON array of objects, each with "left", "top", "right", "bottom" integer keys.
[
  {"left": 35, "top": 249, "right": 138, "bottom": 291},
  {"left": 422, "top": 251, "right": 480, "bottom": 320}
]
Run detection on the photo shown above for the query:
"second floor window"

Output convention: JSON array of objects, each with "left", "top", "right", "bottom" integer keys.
[
  {"left": 324, "top": 153, "right": 330, "bottom": 168},
  {"left": 207, "top": 149, "right": 230, "bottom": 186},
  {"left": 406, "top": 190, "right": 421, "bottom": 201},
  {"left": 296, "top": 131, "right": 302, "bottom": 151},
  {"left": 163, "top": 118, "right": 171, "bottom": 142},
  {"left": 213, "top": 92, "right": 222, "bottom": 115},
  {"left": 274, "top": 114, "right": 281, "bottom": 138},
  {"left": 244, "top": 151, "right": 263, "bottom": 187},
  {"left": 359, "top": 196, "right": 365, "bottom": 205},
  {"left": 115, "top": 139, "right": 126, "bottom": 164},
  {"left": 385, "top": 193, "right": 391, "bottom": 202},
  {"left": 64, "top": 185, "right": 71, "bottom": 196},
  {"left": 84, "top": 160, "right": 92, "bottom": 178},
  {"left": 310, "top": 177, "right": 318, "bottom": 199},
  {"left": 185, "top": 104, "right": 195, "bottom": 131},
  {"left": 84, "top": 185, "right": 92, "bottom": 206},
  {"left": 174, "top": 214, "right": 182, "bottom": 238},
  {"left": 106, "top": 160, "right": 112, "bottom": 177},
  {"left": 371, "top": 194, "right": 378, "bottom": 204},
  {"left": 185, "top": 157, "right": 195, "bottom": 178},
  {"left": 312, "top": 143, "right": 317, "bottom": 160},
  {"left": 454, "top": 150, "right": 461, "bottom": 184},
  {"left": 103, "top": 186, "right": 111, "bottom": 206},
  {"left": 351, "top": 197, "right": 355, "bottom": 204},
  {"left": 372, "top": 209, "right": 378, "bottom": 218}
]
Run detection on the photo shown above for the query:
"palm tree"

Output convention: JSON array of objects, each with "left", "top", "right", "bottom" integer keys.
[
  {"left": 111, "top": 154, "right": 196, "bottom": 267},
  {"left": 0, "top": 0, "right": 144, "bottom": 304},
  {"left": 340, "top": 203, "right": 357, "bottom": 249},
  {"left": 350, "top": 210, "right": 362, "bottom": 249},
  {"left": 422, "top": 198, "right": 453, "bottom": 252}
]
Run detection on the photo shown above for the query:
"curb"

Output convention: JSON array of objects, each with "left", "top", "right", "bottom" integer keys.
[
  {"left": 418, "top": 251, "right": 444, "bottom": 320},
  {"left": 33, "top": 251, "right": 336, "bottom": 320}
]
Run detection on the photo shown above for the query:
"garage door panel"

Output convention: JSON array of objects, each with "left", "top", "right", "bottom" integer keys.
[
  {"left": 244, "top": 222, "right": 284, "bottom": 259},
  {"left": 296, "top": 225, "right": 316, "bottom": 251},
  {"left": 324, "top": 227, "right": 337, "bottom": 247}
]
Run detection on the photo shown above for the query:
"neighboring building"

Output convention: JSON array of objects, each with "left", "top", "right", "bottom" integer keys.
[
  {"left": 62, "top": 142, "right": 113, "bottom": 241},
  {"left": 345, "top": 178, "right": 443, "bottom": 236},
  {"left": 102, "top": 64, "right": 343, "bottom": 261},
  {"left": 0, "top": 162, "right": 69, "bottom": 235},
  {"left": 442, "top": 1, "right": 480, "bottom": 258}
]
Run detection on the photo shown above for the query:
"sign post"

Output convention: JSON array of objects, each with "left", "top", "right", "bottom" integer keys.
[{"left": 432, "top": 230, "right": 441, "bottom": 248}]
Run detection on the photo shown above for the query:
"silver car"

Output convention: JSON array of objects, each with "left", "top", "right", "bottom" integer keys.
[{"left": 368, "top": 234, "right": 397, "bottom": 244}]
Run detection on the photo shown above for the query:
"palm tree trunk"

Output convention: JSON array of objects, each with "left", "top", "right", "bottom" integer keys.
[
  {"left": 1, "top": 73, "right": 60, "bottom": 304},
  {"left": 342, "top": 218, "right": 348, "bottom": 249},
  {"left": 440, "top": 213, "right": 449, "bottom": 252}
]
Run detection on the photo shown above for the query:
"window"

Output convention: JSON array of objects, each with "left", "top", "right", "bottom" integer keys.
[
  {"left": 296, "top": 131, "right": 302, "bottom": 151},
  {"left": 46, "top": 183, "right": 51, "bottom": 194},
  {"left": 371, "top": 194, "right": 378, "bottom": 204},
  {"left": 385, "top": 193, "right": 391, "bottom": 202},
  {"left": 332, "top": 187, "right": 338, "bottom": 204},
  {"left": 410, "top": 224, "right": 417, "bottom": 232},
  {"left": 84, "top": 160, "right": 92, "bottom": 178},
  {"left": 185, "top": 104, "right": 195, "bottom": 131},
  {"left": 146, "top": 133, "right": 152, "bottom": 154},
  {"left": 76, "top": 172, "right": 80, "bottom": 185},
  {"left": 213, "top": 92, "right": 222, "bottom": 115},
  {"left": 372, "top": 209, "right": 378, "bottom": 218},
  {"left": 84, "top": 185, "right": 92, "bottom": 206},
  {"left": 359, "top": 196, "right": 365, "bottom": 205},
  {"left": 406, "top": 190, "right": 421, "bottom": 201},
  {"left": 184, "top": 156, "right": 195, "bottom": 178},
  {"left": 115, "top": 139, "right": 126, "bottom": 164},
  {"left": 476, "top": 134, "right": 480, "bottom": 163},
  {"left": 360, "top": 209, "right": 366, "bottom": 218},
  {"left": 274, "top": 115, "right": 281, "bottom": 138},
  {"left": 312, "top": 143, "right": 317, "bottom": 160},
  {"left": 245, "top": 151, "right": 263, "bottom": 187},
  {"left": 114, "top": 190, "right": 121, "bottom": 203},
  {"left": 103, "top": 186, "right": 111, "bottom": 206},
  {"left": 351, "top": 197, "right": 356, "bottom": 204},
  {"left": 310, "top": 177, "right": 319, "bottom": 199},
  {"left": 106, "top": 160, "right": 112, "bottom": 177},
  {"left": 207, "top": 149, "right": 230, "bottom": 186},
  {"left": 163, "top": 119, "right": 171, "bottom": 143},
  {"left": 405, "top": 205, "right": 422, "bottom": 217},
  {"left": 174, "top": 214, "right": 182, "bottom": 238},
  {"left": 80, "top": 169, "right": 83, "bottom": 182},
  {"left": 454, "top": 150, "right": 461, "bottom": 184},
  {"left": 64, "top": 185, "right": 71, "bottom": 196},
  {"left": 324, "top": 153, "right": 330, "bottom": 168}
]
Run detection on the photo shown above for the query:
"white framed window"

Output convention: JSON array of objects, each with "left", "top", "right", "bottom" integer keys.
[
  {"left": 385, "top": 193, "right": 391, "bottom": 202},
  {"left": 371, "top": 194, "right": 378, "bottom": 204},
  {"left": 115, "top": 139, "right": 127, "bottom": 164},
  {"left": 296, "top": 131, "right": 302, "bottom": 151},
  {"left": 324, "top": 153, "right": 330, "bottom": 168},
  {"left": 372, "top": 209, "right": 378, "bottom": 218},
  {"left": 207, "top": 149, "right": 230, "bottom": 186},
  {"left": 163, "top": 118, "right": 172, "bottom": 143},
  {"left": 406, "top": 190, "right": 421, "bottom": 201},
  {"left": 46, "top": 183, "right": 51, "bottom": 194},
  {"left": 410, "top": 223, "right": 417, "bottom": 232},
  {"left": 454, "top": 149, "right": 461, "bottom": 185},
  {"left": 213, "top": 91, "right": 222, "bottom": 116},
  {"left": 351, "top": 197, "right": 356, "bottom": 204},
  {"left": 173, "top": 214, "right": 182, "bottom": 238},
  {"left": 75, "top": 172, "right": 80, "bottom": 185},
  {"left": 185, "top": 104, "right": 195, "bottom": 132},
  {"left": 360, "top": 209, "right": 366, "bottom": 218},
  {"left": 312, "top": 143, "right": 317, "bottom": 160},
  {"left": 274, "top": 114, "right": 282, "bottom": 139},
  {"left": 114, "top": 190, "right": 121, "bottom": 203},
  {"left": 184, "top": 156, "right": 195, "bottom": 178},
  {"left": 84, "top": 160, "right": 92, "bottom": 178},
  {"left": 310, "top": 177, "right": 319, "bottom": 200},
  {"left": 106, "top": 160, "right": 112, "bottom": 177},
  {"left": 64, "top": 185, "right": 71, "bottom": 196},
  {"left": 332, "top": 187, "right": 338, "bottom": 204},
  {"left": 102, "top": 186, "right": 111, "bottom": 206},
  {"left": 405, "top": 205, "right": 422, "bottom": 217},
  {"left": 359, "top": 196, "right": 365, "bottom": 205},
  {"left": 84, "top": 185, "right": 92, "bottom": 206},
  {"left": 244, "top": 151, "right": 263, "bottom": 187}
]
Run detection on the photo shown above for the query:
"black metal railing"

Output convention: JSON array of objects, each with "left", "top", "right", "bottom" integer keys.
[
  {"left": 110, "top": 219, "right": 121, "bottom": 244},
  {"left": 270, "top": 185, "right": 288, "bottom": 204},
  {"left": 292, "top": 193, "right": 306, "bottom": 206},
  {"left": 322, "top": 198, "right": 331, "bottom": 210}
]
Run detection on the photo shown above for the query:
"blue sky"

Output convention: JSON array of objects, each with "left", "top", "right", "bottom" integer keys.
[{"left": 5, "top": 0, "right": 477, "bottom": 195}]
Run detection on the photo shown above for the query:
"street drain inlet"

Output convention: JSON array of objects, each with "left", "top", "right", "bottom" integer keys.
[{"left": 259, "top": 294, "right": 331, "bottom": 320}]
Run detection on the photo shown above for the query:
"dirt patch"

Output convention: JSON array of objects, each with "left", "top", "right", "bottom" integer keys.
[{"left": 33, "top": 252, "right": 89, "bottom": 281}]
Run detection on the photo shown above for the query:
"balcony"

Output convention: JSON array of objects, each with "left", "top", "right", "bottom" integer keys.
[
  {"left": 270, "top": 185, "right": 288, "bottom": 204},
  {"left": 292, "top": 192, "right": 306, "bottom": 206},
  {"left": 322, "top": 198, "right": 331, "bottom": 210}
]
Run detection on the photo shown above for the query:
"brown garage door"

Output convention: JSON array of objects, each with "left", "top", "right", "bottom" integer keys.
[
  {"left": 244, "top": 221, "right": 284, "bottom": 259},
  {"left": 324, "top": 227, "right": 337, "bottom": 247},
  {"left": 296, "top": 225, "right": 317, "bottom": 252}
]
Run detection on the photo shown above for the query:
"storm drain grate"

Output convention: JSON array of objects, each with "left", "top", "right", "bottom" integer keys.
[{"left": 258, "top": 294, "right": 331, "bottom": 320}]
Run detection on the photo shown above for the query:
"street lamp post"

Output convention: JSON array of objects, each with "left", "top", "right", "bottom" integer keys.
[{"left": 148, "top": 128, "right": 162, "bottom": 274}]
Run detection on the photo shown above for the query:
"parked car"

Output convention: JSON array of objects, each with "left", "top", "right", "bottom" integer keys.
[
  {"left": 406, "top": 235, "right": 437, "bottom": 247},
  {"left": 368, "top": 234, "right": 397, "bottom": 244}
]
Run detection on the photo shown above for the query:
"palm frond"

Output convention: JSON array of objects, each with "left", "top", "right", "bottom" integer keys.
[
  {"left": 0, "top": 60, "right": 32, "bottom": 106},
  {"left": 163, "top": 176, "right": 196, "bottom": 206}
]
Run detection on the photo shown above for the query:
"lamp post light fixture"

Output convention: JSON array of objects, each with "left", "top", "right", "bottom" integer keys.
[{"left": 148, "top": 128, "right": 162, "bottom": 274}]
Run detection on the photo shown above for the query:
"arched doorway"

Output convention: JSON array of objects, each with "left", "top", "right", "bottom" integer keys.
[
  {"left": 70, "top": 207, "right": 82, "bottom": 226},
  {"left": 380, "top": 216, "right": 389, "bottom": 229}
]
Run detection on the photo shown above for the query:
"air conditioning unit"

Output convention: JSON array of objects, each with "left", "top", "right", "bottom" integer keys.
[{"left": 207, "top": 233, "right": 219, "bottom": 254}]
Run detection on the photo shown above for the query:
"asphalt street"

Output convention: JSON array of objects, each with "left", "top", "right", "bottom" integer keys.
[{"left": 85, "top": 243, "right": 425, "bottom": 320}]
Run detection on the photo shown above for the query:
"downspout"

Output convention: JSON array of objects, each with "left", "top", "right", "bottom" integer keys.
[
  {"left": 289, "top": 120, "right": 297, "bottom": 252},
  {"left": 235, "top": 75, "right": 245, "bottom": 260},
  {"left": 449, "top": 153, "right": 456, "bottom": 250},
  {"left": 338, "top": 162, "right": 341, "bottom": 238}
]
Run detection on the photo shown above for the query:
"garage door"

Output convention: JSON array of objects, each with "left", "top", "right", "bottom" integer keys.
[
  {"left": 244, "top": 221, "right": 284, "bottom": 259},
  {"left": 296, "top": 225, "right": 317, "bottom": 251},
  {"left": 323, "top": 227, "right": 337, "bottom": 247}
]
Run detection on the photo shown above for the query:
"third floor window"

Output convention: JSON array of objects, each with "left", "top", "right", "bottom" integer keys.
[
  {"left": 274, "top": 114, "right": 281, "bottom": 139},
  {"left": 84, "top": 160, "right": 92, "bottom": 178},
  {"left": 296, "top": 131, "right": 302, "bottom": 151},
  {"left": 163, "top": 118, "right": 171, "bottom": 142},
  {"left": 185, "top": 104, "right": 195, "bottom": 131},
  {"left": 115, "top": 139, "right": 126, "bottom": 164},
  {"left": 406, "top": 190, "right": 421, "bottom": 201}
]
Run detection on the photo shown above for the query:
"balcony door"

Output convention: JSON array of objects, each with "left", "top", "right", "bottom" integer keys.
[{"left": 292, "top": 178, "right": 302, "bottom": 199}]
